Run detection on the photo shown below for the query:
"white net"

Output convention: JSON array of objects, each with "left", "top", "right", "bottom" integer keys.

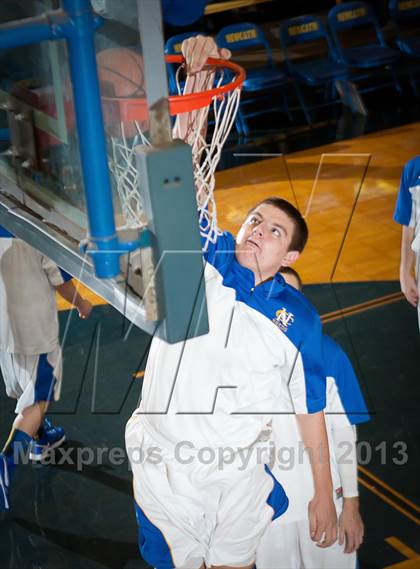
[
  {"left": 107, "top": 64, "right": 242, "bottom": 251},
  {"left": 109, "top": 124, "right": 150, "bottom": 230}
]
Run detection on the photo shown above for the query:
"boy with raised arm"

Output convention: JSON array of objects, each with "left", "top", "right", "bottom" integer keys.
[{"left": 125, "top": 36, "right": 337, "bottom": 569}]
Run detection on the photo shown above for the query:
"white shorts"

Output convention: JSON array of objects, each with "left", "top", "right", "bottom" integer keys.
[
  {"left": 126, "top": 416, "right": 289, "bottom": 569},
  {"left": 256, "top": 504, "right": 356, "bottom": 569},
  {"left": 0, "top": 346, "right": 62, "bottom": 414}
]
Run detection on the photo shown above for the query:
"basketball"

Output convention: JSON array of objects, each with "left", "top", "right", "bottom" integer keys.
[{"left": 97, "top": 47, "right": 149, "bottom": 137}]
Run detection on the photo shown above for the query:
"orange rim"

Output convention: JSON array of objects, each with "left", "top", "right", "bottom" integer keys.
[{"left": 101, "top": 55, "right": 245, "bottom": 124}]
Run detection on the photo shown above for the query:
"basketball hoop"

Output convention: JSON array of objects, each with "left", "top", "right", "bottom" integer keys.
[{"left": 100, "top": 54, "right": 245, "bottom": 251}]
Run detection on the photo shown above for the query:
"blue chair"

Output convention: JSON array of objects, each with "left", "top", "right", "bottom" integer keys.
[
  {"left": 389, "top": 0, "right": 420, "bottom": 94},
  {"left": 216, "top": 22, "right": 293, "bottom": 135},
  {"left": 165, "top": 31, "right": 201, "bottom": 94},
  {"left": 328, "top": 1, "right": 402, "bottom": 94},
  {"left": 280, "top": 15, "right": 350, "bottom": 124}
]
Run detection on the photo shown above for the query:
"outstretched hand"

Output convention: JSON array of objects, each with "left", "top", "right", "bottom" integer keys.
[{"left": 181, "top": 35, "right": 231, "bottom": 75}]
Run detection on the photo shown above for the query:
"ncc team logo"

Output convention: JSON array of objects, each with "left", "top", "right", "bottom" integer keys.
[{"left": 273, "top": 307, "right": 295, "bottom": 332}]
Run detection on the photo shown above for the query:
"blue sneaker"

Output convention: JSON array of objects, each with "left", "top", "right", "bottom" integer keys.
[
  {"left": 0, "top": 453, "right": 10, "bottom": 511},
  {"left": 29, "top": 419, "right": 66, "bottom": 462}
]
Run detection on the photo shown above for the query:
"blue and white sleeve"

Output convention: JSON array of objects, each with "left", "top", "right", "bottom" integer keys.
[
  {"left": 394, "top": 158, "right": 418, "bottom": 227},
  {"left": 201, "top": 229, "right": 236, "bottom": 272}
]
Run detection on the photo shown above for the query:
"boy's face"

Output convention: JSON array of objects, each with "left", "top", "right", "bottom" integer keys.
[{"left": 235, "top": 204, "right": 300, "bottom": 284}]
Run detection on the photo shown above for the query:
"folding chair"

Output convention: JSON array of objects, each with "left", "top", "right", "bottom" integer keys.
[
  {"left": 389, "top": 0, "right": 420, "bottom": 94},
  {"left": 328, "top": 1, "right": 402, "bottom": 94},
  {"left": 280, "top": 15, "right": 350, "bottom": 124},
  {"left": 216, "top": 22, "right": 292, "bottom": 135}
]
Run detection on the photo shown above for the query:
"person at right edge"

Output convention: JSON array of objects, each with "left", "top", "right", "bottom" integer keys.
[{"left": 394, "top": 156, "right": 420, "bottom": 331}]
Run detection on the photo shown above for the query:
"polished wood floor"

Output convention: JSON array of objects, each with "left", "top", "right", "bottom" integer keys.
[
  {"left": 57, "top": 121, "right": 418, "bottom": 310},
  {"left": 215, "top": 121, "right": 419, "bottom": 285}
]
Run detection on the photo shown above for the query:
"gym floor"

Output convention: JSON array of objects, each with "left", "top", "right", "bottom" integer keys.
[
  {"left": 0, "top": 281, "right": 419, "bottom": 569},
  {"left": 1, "top": 33, "right": 420, "bottom": 569}
]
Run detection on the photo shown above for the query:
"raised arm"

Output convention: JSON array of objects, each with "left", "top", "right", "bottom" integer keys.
[{"left": 172, "top": 36, "right": 231, "bottom": 245}]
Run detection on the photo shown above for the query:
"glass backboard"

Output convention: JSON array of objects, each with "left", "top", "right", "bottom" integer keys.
[{"left": 0, "top": 0, "right": 208, "bottom": 343}]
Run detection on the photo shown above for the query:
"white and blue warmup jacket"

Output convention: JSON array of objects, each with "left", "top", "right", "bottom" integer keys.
[
  {"left": 394, "top": 156, "right": 420, "bottom": 254},
  {"left": 127, "top": 229, "right": 328, "bottom": 569},
  {"left": 138, "top": 230, "right": 326, "bottom": 456},
  {"left": 394, "top": 156, "right": 420, "bottom": 327}
]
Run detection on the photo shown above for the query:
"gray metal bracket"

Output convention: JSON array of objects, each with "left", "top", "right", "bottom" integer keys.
[{"left": 135, "top": 140, "right": 209, "bottom": 342}]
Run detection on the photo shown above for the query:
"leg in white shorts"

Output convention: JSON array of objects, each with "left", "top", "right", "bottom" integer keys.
[
  {"left": 126, "top": 417, "right": 289, "bottom": 569},
  {"left": 0, "top": 347, "right": 62, "bottom": 414}
]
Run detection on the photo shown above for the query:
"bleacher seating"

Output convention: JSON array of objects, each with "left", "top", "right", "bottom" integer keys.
[
  {"left": 280, "top": 15, "right": 350, "bottom": 124},
  {"left": 216, "top": 22, "right": 293, "bottom": 134},
  {"left": 389, "top": 0, "right": 420, "bottom": 94},
  {"left": 328, "top": 1, "right": 402, "bottom": 95}
]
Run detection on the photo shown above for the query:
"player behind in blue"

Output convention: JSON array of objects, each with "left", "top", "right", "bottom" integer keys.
[{"left": 257, "top": 267, "right": 370, "bottom": 569}]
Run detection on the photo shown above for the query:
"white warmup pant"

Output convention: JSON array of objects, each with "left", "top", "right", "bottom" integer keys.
[
  {"left": 0, "top": 347, "right": 62, "bottom": 413},
  {"left": 126, "top": 415, "right": 289, "bottom": 569}
]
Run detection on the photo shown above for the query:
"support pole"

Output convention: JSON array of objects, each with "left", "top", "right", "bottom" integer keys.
[
  {"left": 62, "top": 0, "right": 120, "bottom": 277},
  {"left": 0, "top": 1, "right": 124, "bottom": 278}
]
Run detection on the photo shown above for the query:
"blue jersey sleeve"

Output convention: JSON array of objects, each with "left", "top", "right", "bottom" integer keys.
[
  {"left": 323, "top": 335, "right": 370, "bottom": 425},
  {"left": 202, "top": 230, "right": 236, "bottom": 273},
  {"left": 394, "top": 157, "right": 420, "bottom": 226},
  {"left": 300, "top": 314, "right": 327, "bottom": 414}
]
